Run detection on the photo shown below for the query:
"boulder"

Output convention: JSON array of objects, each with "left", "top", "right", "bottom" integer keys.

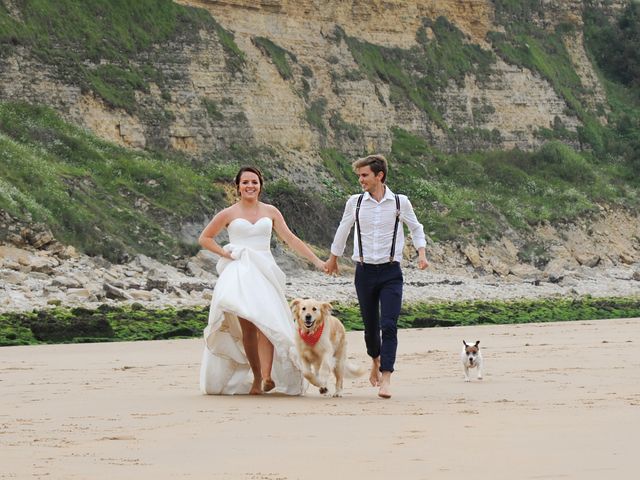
[
  {"left": 186, "top": 261, "right": 208, "bottom": 278},
  {"left": 574, "top": 253, "right": 600, "bottom": 268},
  {"left": 146, "top": 269, "right": 168, "bottom": 291},
  {"left": 502, "top": 237, "right": 519, "bottom": 260},
  {"left": 544, "top": 259, "right": 567, "bottom": 283},
  {"left": 509, "top": 264, "right": 541, "bottom": 280},
  {"left": 461, "top": 244, "right": 482, "bottom": 269},
  {"left": 104, "top": 283, "right": 132, "bottom": 300},
  {"left": 20, "top": 228, "right": 55, "bottom": 248},
  {"left": 488, "top": 256, "right": 511, "bottom": 277},
  {"left": 619, "top": 251, "right": 636, "bottom": 265},
  {"left": 66, "top": 288, "right": 94, "bottom": 301},
  {"left": 0, "top": 270, "right": 27, "bottom": 283},
  {"left": 21, "top": 255, "right": 59, "bottom": 274},
  {"left": 128, "top": 289, "right": 154, "bottom": 301},
  {"left": 191, "top": 250, "right": 219, "bottom": 272},
  {"left": 52, "top": 276, "right": 83, "bottom": 288}
]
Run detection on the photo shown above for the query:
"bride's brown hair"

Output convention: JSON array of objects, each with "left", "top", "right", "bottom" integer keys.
[{"left": 234, "top": 166, "right": 264, "bottom": 195}]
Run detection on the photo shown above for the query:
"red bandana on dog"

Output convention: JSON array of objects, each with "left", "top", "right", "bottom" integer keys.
[{"left": 299, "top": 322, "right": 324, "bottom": 346}]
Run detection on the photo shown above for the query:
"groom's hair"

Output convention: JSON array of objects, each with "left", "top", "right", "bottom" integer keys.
[
  {"left": 352, "top": 154, "right": 388, "bottom": 183},
  {"left": 235, "top": 166, "right": 264, "bottom": 194}
]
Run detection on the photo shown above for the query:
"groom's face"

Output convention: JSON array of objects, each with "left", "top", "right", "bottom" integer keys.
[{"left": 356, "top": 166, "right": 384, "bottom": 193}]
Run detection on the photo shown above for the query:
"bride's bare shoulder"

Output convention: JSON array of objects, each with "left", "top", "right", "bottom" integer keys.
[{"left": 261, "top": 203, "right": 280, "bottom": 218}]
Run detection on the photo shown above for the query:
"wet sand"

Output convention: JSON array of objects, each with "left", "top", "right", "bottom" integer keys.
[{"left": 2, "top": 318, "right": 639, "bottom": 479}]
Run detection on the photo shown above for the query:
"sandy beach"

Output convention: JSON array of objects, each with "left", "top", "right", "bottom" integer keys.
[{"left": 2, "top": 317, "right": 639, "bottom": 479}]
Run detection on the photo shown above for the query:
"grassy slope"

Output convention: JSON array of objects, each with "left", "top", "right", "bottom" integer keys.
[{"left": 0, "top": 102, "right": 227, "bottom": 261}]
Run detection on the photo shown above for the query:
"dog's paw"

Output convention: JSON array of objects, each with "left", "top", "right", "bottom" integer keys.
[
  {"left": 464, "top": 378, "right": 471, "bottom": 382},
  {"left": 319, "top": 386, "right": 328, "bottom": 395},
  {"left": 333, "top": 391, "right": 343, "bottom": 398},
  {"left": 477, "top": 375, "right": 483, "bottom": 380}
]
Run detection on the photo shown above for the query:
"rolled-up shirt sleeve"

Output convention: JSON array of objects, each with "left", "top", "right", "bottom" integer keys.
[
  {"left": 330, "top": 195, "right": 356, "bottom": 257},
  {"left": 401, "top": 196, "right": 427, "bottom": 250}
]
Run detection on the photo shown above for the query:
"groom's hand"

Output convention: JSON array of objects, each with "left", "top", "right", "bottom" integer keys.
[
  {"left": 325, "top": 256, "right": 339, "bottom": 275},
  {"left": 417, "top": 249, "right": 429, "bottom": 270}
]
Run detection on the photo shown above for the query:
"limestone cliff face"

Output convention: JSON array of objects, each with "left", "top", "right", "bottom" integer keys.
[
  {"left": 0, "top": 0, "right": 623, "bottom": 167},
  {"left": 177, "top": 0, "right": 612, "bottom": 154}
]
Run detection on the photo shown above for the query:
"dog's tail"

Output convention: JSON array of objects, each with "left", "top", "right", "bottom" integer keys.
[{"left": 344, "top": 362, "right": 367, "bottom": 378}]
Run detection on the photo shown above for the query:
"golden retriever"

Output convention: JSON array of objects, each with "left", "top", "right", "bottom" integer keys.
[{"left": 290, "top": 298, "right": 365, "bottom": 397}]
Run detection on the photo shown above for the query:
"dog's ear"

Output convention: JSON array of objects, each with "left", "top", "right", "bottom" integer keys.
[
  {"left": 321, "top": 302, "right": 332, "bottom": 316},
  {"left": 475, "top": 341, "right": 480, "bottom": 347},
  {"left": 463, "top": 340, "right": 468, "bottom": 347},
  {"left": 290, "top": 298, "right": 301, "bottom": 311}
]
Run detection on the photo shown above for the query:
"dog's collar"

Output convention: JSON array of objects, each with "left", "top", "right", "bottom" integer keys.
[{"left": 299, "top": 322, "right": 324, "bottom": 346}]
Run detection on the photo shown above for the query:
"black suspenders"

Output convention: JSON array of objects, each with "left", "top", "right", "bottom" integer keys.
[
  {"left": 355, "top": 193, "right": 401, "bottom": 264},
  {"left": 389, "top": 193, "right": 401, "bottom": 262},
  {"left": 355, "top": 194, "right": 365, "bottom": 264}
]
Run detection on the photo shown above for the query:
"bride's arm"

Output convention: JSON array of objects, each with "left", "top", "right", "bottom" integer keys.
[
  {"left": 198, "top": 209, "right": 233, "bottom": 259},
  {"left": 271, "top": 207, "right": 325, "bottom": 271}
]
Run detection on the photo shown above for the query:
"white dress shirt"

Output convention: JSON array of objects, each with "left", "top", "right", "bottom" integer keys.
[{"left": 330, "top": 186, "right": 427, "bottom": 264}]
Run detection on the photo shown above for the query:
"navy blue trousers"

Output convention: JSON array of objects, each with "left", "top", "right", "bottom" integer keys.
[{"left": 354, "top": 262, "right": 403, "bottom": 373}]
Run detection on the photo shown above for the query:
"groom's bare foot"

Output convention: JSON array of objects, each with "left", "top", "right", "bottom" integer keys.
[
  {"left": 378, "top": 371, "right": 392, "bottom": 399},
  {"left": 369, "top": 357, "right": 381, "bottom": 386},
  {"left": 250, "top": 378, "right": 263, "bottom": 395},
  {"left": 262, "top": 378, "right": 275, "bottom": 393}
]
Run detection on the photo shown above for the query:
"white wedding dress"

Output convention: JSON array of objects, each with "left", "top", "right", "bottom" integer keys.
[{"left": 199, "top": 217, "right": 305, "bottom": 395}]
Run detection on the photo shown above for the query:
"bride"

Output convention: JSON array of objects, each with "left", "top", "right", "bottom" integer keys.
[{"left": 198, "top": 166, "right": 326, "bottom": 395}]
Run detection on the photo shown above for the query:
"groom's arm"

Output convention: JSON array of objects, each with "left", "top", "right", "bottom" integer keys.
[
  {"left": 326, "top": 196, "right": 356, "bottom": 274},
  {"left": 401, "top": 196, "right": 429, "bottom": 270}
]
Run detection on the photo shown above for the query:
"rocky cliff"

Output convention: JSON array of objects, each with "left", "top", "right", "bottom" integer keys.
[
  {"left": 1, "top": 0, "right": 639, "bottom": 278},
  {"left": 0, "top": 0, "right": 625, "bottom": 169}
]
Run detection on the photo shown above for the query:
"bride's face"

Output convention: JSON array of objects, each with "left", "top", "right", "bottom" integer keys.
[{"left": 238, "top": 172, "right": 261, "bottom": 199}]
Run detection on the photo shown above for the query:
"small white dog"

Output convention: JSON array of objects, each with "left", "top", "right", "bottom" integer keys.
[{"left": 461, "top": 340, "right": 483, "bottom": 382}]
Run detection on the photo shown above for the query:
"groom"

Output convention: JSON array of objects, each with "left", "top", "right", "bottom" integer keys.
[{"left": 325, "top": 154, "right": 428, "bottom": 399}]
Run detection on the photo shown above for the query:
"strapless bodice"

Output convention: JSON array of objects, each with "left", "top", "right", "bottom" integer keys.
[{"left": 226, "top": 217, "right": 272, "bottom": 251}]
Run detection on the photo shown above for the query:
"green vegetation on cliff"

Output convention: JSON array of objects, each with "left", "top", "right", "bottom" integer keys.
[
  {"left": 0, "top": 0, "right": 244, "bottom": 112},
  {"left": 2, "top": 96, "right": 635, "bottom": 260},
  {"left": 390, "top": 129, "right": 638, "bottom": 242},
  {"left": 0, "top": 101, "right": 225, "bottom": 261},
  {"left": 336, "top": 17, "right": 495, "bottom": 131},
  {"left": 317, "top": 127, "right": 638, "bottom": 245},
  {"left": 253, "top": 36, "right": 296, "bottom": 80},
  {"left": 585, "top": 0, "right": 640, "bottom": 91},
  {"left": 584, "top": 0, "right": 640, "bottom": 172}
]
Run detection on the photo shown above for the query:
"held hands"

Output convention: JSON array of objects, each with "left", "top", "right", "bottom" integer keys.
[
  {"left": 314, "top": 258, "right": 334, "bottom": 275},
  {"left": 313, "top": 258, "right": 326, "bottom": 272},
  {"left": 324, "top": 256, "right": 339, "bottom": 275}
]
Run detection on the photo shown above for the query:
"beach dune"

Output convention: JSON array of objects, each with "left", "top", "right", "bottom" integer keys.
[{"left": 2, "top": 318, "right": 639, "bottom": 479}]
